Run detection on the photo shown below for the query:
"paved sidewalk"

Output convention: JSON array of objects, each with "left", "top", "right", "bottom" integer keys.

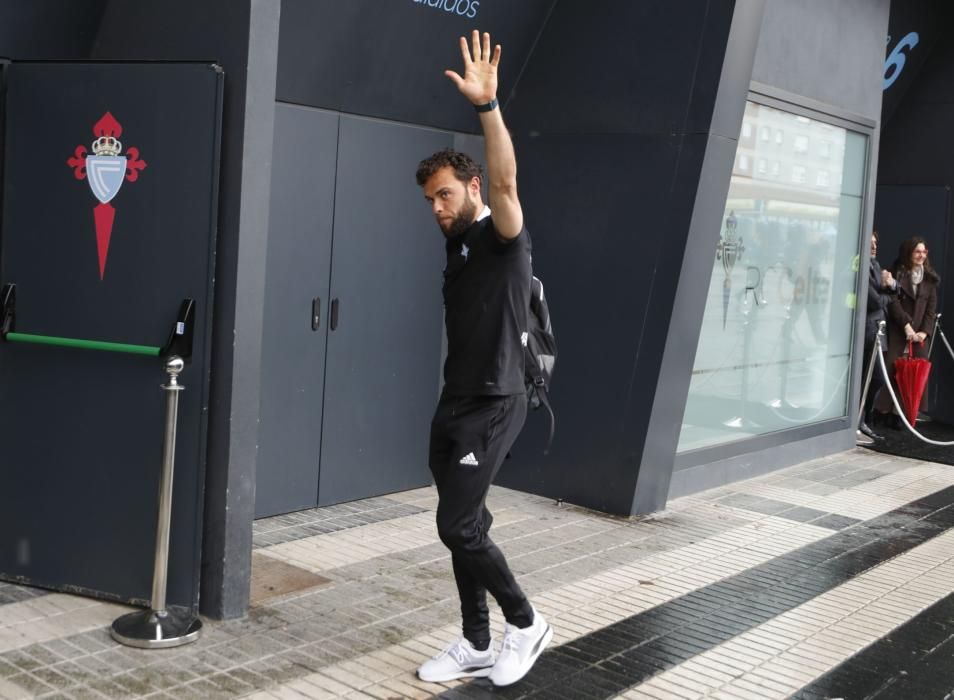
[{"left": 3, "top": 448, "right": 954, "bottom": 698}]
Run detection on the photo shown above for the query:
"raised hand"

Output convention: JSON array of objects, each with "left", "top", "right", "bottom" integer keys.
[{"left": 445, "top": 30, "right": 500, "bottom": 106}]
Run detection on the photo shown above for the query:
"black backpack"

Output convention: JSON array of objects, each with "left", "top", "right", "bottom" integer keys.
[{"left": 524, "top": 275, "right": 557, "bottom": 453}]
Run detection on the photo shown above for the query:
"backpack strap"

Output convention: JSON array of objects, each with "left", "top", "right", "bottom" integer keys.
[
  {"left": 536, "top": 386, "right": 555, "bottom": 455},
  {"left": 525, "top": 346, "right": 555, "bottom": 454}
]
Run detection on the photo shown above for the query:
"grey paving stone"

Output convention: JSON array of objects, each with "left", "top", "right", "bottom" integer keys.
[
  {"left": 164, "top": 681, "right": 212, "bottom": 700},
  {"left": 72, "top": 652, "right": 121, "bottom": 677},
  {"left": 812, "top": 513, "right": 863, "bottom": 530},
  {"left": 0, "top": 582, "right": 50, "bottom": 606},
  {"left": 29, "top": 664, "right": 74, "bottom": 691},
  {"left": 245, "top": 656, "right": 311, "bottom": 686},
  {"left": 92, "top": 648, "right": 138, "bottom": 672},
  {"left": 717, "top": 493, "right": 795, "bottom": 515},
  {"left": 4, "top": 649, "right": 42, "bottom": 673},
  {"left": 802, "top": 464, "right": 857, "bottom": 482},
  {"left": 773, "top": 477, "right": 817, "bottom": 490},
  {"left": 253, "top": 496, "right": 432, "bottom": 548},
  {"left": 6, "top": 672, "right": 53, "bottom": 696},
  {"left": 182, "top": 678, "right": 236, "bottom": 699},
  {"left": 826, "top": 468, "right": 887, "bottom": 488},
  {"left": 110, "top": 670, "right": 166, "bottom": 697},
  {"left": 206, "top": 671, "right": 256, "bottom": 696},
  {"left": 40, "top": 639, "right": 86, "bottom": 662},
  {"left": 71, "top": 686, "right": 112, "bottom": 700},
  {"left": 191, "top": 649, "right": 236, "bottom": 673},
  {"left": 49, "top": 660, "right": 97, "bottom": 686},
  {"left": 274, "top": 649, "right": 327, "bottom": 674},
  {"left": 227, "top": 666, "right": 272, "bottom": 690},
  {"left": 798, "top": 481, "right": 844, "bottom": 496},
  {"left": 66, "top": 631, "right": 113, "bottom": 654},
  {"left": 0, "top": 657, "right": 18, "bottom": 678},
  {"left": 778, "top": 506, "right": 831, "bottom": 523},
  {"left": 146, "top": 661, "right": 200, "bottom": 687}
]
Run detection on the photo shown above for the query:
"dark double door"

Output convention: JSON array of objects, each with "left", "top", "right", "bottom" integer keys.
[{"left": 255, "top": 104, "right": 449, "bottom": 517}]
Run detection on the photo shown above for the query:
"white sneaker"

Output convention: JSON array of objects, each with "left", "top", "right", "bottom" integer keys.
[
  {"left": 489, "top": 607, "right": 553, "bottom": 687},
  {"left": 417, "top": 637, "right": 496, "bottom": 683}
]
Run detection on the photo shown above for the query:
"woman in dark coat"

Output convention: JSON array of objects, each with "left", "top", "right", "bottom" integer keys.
[{"left": 875, "top": 236, "right": 940, "bottom": 420}]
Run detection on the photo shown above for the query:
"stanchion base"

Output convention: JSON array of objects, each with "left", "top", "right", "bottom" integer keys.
[{"left": 110, "top": 608, "right": 202, "bottom": 649}]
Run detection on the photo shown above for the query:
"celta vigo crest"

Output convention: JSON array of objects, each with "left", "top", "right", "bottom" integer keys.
[{"left": 67, "top": 112, "right": 147, "bottom": 279}]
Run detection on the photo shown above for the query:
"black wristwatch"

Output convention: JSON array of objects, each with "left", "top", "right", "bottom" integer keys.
[{"left": 474, "top": 97, "right": 499, "bottom": 113}]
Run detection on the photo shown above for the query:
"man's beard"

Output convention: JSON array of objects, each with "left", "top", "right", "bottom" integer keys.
[{"left": 441, "top": 199, "right": 478, "bottom": 239}]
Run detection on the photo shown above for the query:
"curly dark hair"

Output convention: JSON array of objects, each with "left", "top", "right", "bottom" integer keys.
[
  {"left": 894, "top": 236, "right": 940, "bottom": 283},
  {"left": 415, "top": 148, "right": 483, "bottom": 187}
]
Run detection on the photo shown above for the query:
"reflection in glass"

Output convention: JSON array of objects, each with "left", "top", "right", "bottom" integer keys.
[{"left": 677, "top": 102, "right": 868, "bottom": 453}]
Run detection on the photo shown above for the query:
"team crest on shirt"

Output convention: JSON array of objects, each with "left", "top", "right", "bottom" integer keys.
[{"left": 461, "top": 243, "right": 470, "bottom": 261}]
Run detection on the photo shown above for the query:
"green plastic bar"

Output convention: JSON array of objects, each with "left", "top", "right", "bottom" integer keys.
[{"left": 6, "top": 332, "right": 161, "bottom": 357}]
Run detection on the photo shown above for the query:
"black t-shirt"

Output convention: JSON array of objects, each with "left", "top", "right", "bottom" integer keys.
[{"left": 442, "top": 214, "right": 531, "bottom": 396}]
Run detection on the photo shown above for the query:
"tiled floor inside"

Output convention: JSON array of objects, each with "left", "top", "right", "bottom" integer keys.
[{"left": 3, "top": 448, "right": 954, "bottom": 698}]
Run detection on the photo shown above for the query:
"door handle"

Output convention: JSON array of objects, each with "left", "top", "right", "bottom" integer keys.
[
  {"left": 330, "top": 298, "right": 339, "bottom": 331},
  {"left": 312, "top": 297, "right": 321, "bottom": 331}
]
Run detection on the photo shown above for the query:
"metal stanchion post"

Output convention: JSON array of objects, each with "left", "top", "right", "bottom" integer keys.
[
  {"left": 857, "top": 320, "right": 885, "bottom": 423},
  {"left": 110, "top": 356, "right": 202, "bottom": 649},
  {"left": 929, "top": 313, "right": 941, "bottom": 358}
]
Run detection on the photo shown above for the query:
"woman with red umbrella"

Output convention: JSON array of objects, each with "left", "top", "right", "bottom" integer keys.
[{"left": 874, "top": 237, "right": 940, "bottom": 428}]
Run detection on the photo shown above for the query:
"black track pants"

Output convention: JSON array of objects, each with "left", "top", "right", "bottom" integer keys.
[{"left": 428, "top": 392, "right": 533, "bottom": 647}]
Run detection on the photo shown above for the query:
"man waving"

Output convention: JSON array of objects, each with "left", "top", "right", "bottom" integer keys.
[{"left": 414, "top": 30, "right": 552, "bottom": 688}]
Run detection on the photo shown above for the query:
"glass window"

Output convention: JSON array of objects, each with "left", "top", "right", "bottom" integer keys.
[
  {"left": 819, "top": 141, "right": 832, "bottom": 158},
  {"left": 742, "top": 122, "right": 753, "bottom": 139},
  {"left": 677, "top": 101, "right": 868, "bottom": 454},
  {"left": 760, "top": 126, "right": 771, "bottom": 141},
  {"left": 794, "top": 135, "right": 809, "bottom": 154},
  {"left": 775, "top": 130, "right": 784, "bottom": 145},
  {"left": 816, "top": 170, "right": 830, "bottom": 188},
  {"left": 791, "top": 165, "right": 806, "bottom": 183},
  {"left": 770, "top": 161, "right": 781, "bottom": 177},
  {"left": 757, "top": 159, "right": 768, "bottom": 175}
]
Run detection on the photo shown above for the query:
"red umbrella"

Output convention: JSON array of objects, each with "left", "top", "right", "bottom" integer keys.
[{"left": 894, "top": 341, "right": 932, "bottom": 425}]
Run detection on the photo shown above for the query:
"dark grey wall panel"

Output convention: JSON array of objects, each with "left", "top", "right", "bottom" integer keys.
[
  {"left": 497, "top": 132, "right": 705, "bottom": 514},
  {"left": 877, "top": 26, "right": 954, "bottom": 428},
  {"left": 256, "top": 104, "right": 338, "bottom": 518},
  {"left": 880, "top": 1, "right": 951, "bottom": 126},
  {"left": 505, "top": 0, "right": 734, "bottom": 136},
  {"left": 752, "top": 0, "right": 890, "bottom": 119},
  {"left": 276, "top": 0, "right": 555, "bottom": 133},
  {"left": 495, "top": 1, "right": 742, "bottom": 515},
  {"left": 0, "top": 0, "right": 106, "bottom": 59},
  {"left": 318, "top": 115, "right": 448, "bottom": 505},
  {"left": 633, "top": 0, "right": 764, "bottom": 513}
]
